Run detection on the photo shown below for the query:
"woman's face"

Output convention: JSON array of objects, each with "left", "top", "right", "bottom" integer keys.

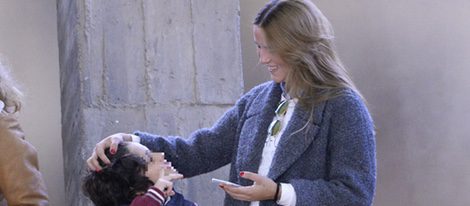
[
  {"left": 253, "top": 26, "right": 290, "bottom": 83},
  {"left": 125, "top": 142, "right": 165, "bottom": 183}
]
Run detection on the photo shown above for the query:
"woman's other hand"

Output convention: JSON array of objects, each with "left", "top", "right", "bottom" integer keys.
[
  {"left": 219, "top": 171, "right": 278, "bottom": 202},
  {"left": 86, "top": 132, "right": 135, "bottom": 171}
]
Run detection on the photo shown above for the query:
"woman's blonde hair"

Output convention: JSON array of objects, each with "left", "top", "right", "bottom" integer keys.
[
  {"left": 0, "top": 59, "right": 24, "bottom": 112},
  {"left": 254, "top": 0, "right": 363, "bottom": 108}
]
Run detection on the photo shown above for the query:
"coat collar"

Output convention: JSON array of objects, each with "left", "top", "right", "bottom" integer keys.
[
  {"left": 238, "top": 82, "right": 326, "bottom": 181},
  {"left": 267, "top": 100, "right": 325, "bottom": 180},
  {"left": 238, "top": 82, "right": 282, "bottom": 177}
]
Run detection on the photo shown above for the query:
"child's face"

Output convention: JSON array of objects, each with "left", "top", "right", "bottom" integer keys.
[
  {"left": 125, "top": 142, "right": 165, "bottom": 183},
  {"left": 145, "top": 153, "right": 166, "bottom": 182}
]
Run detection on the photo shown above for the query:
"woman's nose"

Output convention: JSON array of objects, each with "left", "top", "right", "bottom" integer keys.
[{"left": 258, "top": 49, "right": 271, "bottom": 64}]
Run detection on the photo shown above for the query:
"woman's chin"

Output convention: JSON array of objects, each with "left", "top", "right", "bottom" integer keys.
[{"left": 270, "top": 75, "right": 284, "bottom": 83}]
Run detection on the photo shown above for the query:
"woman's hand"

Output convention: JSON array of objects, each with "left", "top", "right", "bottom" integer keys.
[
  {"left": 219, "top": 171, "right": 278, "bottom": 202},
  {"left": 86, "top": 133, "right": 135, "bottom": 171}
]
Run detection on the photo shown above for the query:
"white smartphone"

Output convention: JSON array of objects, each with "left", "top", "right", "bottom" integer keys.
[{"left": 211, "top": 178, "right": 241, "bottom": 187}]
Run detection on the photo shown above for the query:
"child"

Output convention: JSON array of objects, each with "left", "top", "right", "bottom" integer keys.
[{"left": 83, "top": 142, "right": 196, "bottom": 206}]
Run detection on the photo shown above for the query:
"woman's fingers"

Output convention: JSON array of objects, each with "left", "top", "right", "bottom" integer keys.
[
  {"left": 109, "top": 133, "right": 128, "bottom": 153},
  {"left": 220, "top": 171, "right": 277, "bottom": 201},
  {"left": 87, "top": 133, "right": 128, "bottom": 171},
  {"left": 86, "top": 153, "right": 101, "bottom": 171},
  {"left": 221, "top": 185, "right": 253, "bottom": 201},
  {"left": 239, "top": 171, "right": 261, "bottom": 182},
  {"left": 95, "top": 141, "right": 111, "bottom": 164}
]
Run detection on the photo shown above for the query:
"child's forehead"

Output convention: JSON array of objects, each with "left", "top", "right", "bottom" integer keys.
[{"left": 149, "top": 152, "right": 165, "bottom": 161}]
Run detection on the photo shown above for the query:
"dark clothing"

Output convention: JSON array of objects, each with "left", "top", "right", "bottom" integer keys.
[{"left": 130, "top": 188, "right": 196, "bottom": 206}]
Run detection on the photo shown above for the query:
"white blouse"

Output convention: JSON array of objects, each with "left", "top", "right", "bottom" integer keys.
[{"left": 250, "top": 95, "right": 297, "bottom": 206}]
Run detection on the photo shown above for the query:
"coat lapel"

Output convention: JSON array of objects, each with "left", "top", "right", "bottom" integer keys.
[
  {"left": 238, "top": 82, "right": 282, "bottom": 176},
  {"left": 267, "top": 101, "right": 326, "bottom": 181}
]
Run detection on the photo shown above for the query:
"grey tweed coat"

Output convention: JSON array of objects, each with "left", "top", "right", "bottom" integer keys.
[{"left": 136, "top": 81, "right": 376, "bottom": 206}]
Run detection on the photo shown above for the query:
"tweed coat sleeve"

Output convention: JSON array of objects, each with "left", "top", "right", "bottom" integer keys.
[
  {"left": 289, "top": 93, "right": 376, "bottom": 206},
  {"left": 135, "top": 87, "right": 260, "bottom": 178}
]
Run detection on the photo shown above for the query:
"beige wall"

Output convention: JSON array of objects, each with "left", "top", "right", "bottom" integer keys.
[
  {"left": 0, "top": 1, "right": 64, "bottom": 205},
  {"left": 241, "top": 0, "right": 470, "bottom": 205}
]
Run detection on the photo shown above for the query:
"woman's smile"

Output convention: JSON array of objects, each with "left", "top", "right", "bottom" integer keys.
[{"left": 267, "top": 65, "right": 279, "bottom": 73}]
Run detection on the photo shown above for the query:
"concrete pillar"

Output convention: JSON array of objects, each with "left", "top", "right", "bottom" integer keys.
[{"left": 57, "top": 0, "right": 243, "bottom": 205}]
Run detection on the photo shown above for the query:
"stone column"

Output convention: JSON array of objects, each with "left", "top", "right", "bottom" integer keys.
[{"left": 57, "top": 0, "right": 243, "bottom": 205}]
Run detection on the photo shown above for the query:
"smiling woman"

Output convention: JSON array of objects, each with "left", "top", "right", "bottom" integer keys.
[
  {"left": 254, "top": 26, "right": 290, "bottom": 83},
  {"left": 88, "top": 1, "right": 376, "bottom": 205}
]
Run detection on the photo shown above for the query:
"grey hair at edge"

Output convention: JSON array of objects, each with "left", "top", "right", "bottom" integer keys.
[
  {"left": 253, "top": 0, "right": 364, "bottom": 107},
  {"left": 0, "top": 58, "right": 24, "bottom": 112}
]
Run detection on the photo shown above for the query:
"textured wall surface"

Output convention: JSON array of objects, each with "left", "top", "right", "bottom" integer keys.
[{"left": 57, "top": 0, "right": 243, "bottom": 205}]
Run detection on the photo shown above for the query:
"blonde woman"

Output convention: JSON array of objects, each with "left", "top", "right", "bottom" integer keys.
[
  {"left": 88, "top": 0, "right": 376, "bottom": 205},
  {"left": 0, "top": 60, "right": 49, "bottom": 205}
]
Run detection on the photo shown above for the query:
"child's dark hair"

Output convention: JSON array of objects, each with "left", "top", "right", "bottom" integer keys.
[{"left": 82, "top": 143, "right": 154, "bottom": 206}]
